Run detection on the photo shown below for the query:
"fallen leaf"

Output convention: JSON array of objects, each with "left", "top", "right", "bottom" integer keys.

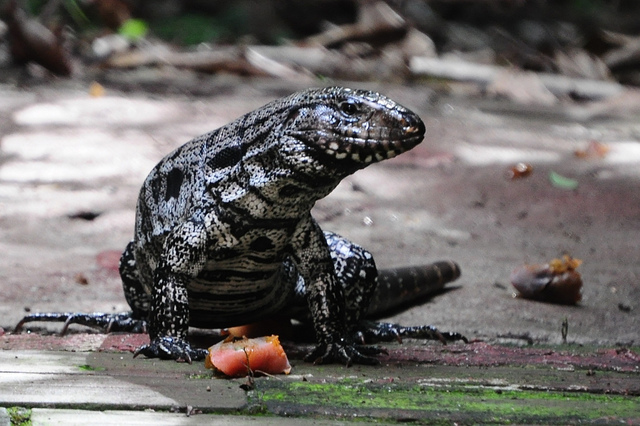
[
  {"left": 89, "top": 81, "right": 106, "bottom": 97},
  {"left": 506, "top": 162, "right": 533, "bottom": 180},
  {"left": 549, "top": 171, "right": 578, "bottom": 190},
  {"left": 574, "top": 141, "right": 610, "bottom": 159}
]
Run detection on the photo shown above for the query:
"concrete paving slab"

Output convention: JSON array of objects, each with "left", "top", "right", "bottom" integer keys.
[
  {"left": 1, "top": 373, "right": 182, "bottom": 407},
  {"left": 0, "top": 344, "right": 637, "bottom": 423},
  {"left": 0, "top": 408, "right": 9, "bottom": 426},
  {"left": 30, "top": 409, "right": 355, "bottom": 426},
  {"left": 0, "top": 351, "right": 246, "bottom": 411}
]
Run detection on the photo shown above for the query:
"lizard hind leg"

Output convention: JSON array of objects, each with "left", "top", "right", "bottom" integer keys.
[
  {"left": 307, "top": 232, "right": 467, "bottom": 352},
  {"left": 324, "top": 231, "right": 379, "bottom": 327},
  {"left": 324, "top": 235, "right": 468, "bottom": 345},
  {"left": 14, "top": 311, "right": 147, "bottom": 335},
  {"left": 358, "top": 262, "right": 468, "bottom": 344}
]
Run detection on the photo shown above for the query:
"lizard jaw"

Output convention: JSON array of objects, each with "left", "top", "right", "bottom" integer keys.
[{"left": 303, "top": 122, "right": 425, "bottom": 166}]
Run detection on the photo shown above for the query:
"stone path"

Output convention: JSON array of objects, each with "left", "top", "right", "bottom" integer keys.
[
  {"left": 0, "top": 77, "right": 638, "bottom": 423},
  {"left": 0, "top": 344, "right": 638, "bottom": 423}
]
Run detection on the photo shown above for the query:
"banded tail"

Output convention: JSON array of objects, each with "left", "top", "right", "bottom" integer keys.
[{"left": 367, "top": 261, "right": 461, "bottom": 318}]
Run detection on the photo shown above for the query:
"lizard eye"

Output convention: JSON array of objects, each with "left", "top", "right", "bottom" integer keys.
[{"left": 338, "top": 100, "right": 361, "bottom": 116}]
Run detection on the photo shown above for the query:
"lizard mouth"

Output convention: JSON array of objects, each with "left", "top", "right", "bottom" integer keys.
[{"left": 308, "top": 122, "right": 425, "bottom": 165}]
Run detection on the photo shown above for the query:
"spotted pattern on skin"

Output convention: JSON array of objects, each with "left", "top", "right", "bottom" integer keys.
[
  {"left": 124, "top": 87, "right": 427, "bottom": 361},
  {"left": 15, "top": 87, "right": 466, "bottom": 364}
]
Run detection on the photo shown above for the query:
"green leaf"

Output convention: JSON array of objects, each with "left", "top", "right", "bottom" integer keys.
[
  {"left": 549, "top": 171, "right": 579, "bottom": 190},
  {"left": 77, "top": 364, "right": 105, "bottom": 371},
  {"left": 119, "top": 19, "right": 148, "bottom": 41}
]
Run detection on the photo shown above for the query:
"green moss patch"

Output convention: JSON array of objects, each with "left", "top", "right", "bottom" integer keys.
[
  {"left": 6, "top": 407, "right": 32, "bottom": 426},
  {"left": 251, "top": 378, "right": 639, "bottom": 423}
]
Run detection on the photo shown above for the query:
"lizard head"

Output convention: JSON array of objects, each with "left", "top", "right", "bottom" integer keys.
[{"left": 282, "top": 87, "right": 425, "bottom": 172}]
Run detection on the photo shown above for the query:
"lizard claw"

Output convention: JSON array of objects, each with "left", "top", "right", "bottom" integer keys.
[
  {"left": 304, "top": 339, "right": 383, "bottom": 366},
  {"left": 133, "top": 337, "right": 208, "bottom": 363},
  {"left": 439, "top": 331, "right": 469, "bottom": 344}
]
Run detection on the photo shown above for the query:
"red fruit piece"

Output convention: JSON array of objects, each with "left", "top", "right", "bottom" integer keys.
[{"left": 205, "top": 335, "right": 291, "bottom": 378}]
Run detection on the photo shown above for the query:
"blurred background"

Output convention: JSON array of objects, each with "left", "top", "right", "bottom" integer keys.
[{"left": 2, "top": 0, "right": 640, "bottom": 88}]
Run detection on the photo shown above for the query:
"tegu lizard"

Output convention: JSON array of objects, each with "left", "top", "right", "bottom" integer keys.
[{"left": 17, "top": 87, "right": 466, "bottom": 364}]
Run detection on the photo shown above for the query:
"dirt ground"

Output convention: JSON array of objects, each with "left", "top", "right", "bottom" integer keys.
[{"left": 0, "top": 76, "right": 638, "bottom": 348}]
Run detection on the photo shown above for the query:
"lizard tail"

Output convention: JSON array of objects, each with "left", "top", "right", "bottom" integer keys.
[{"left": 366, "top": 261, "right": 461, "bottom": 318}]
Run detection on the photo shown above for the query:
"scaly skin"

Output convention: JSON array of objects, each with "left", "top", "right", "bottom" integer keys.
[{"left": 16, "top": 87, "right": 466, "bottom": 364}]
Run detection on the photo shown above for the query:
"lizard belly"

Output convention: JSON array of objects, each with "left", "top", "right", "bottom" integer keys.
[{"left": 186, "top": 255, "right": 297, "bottom": 328}]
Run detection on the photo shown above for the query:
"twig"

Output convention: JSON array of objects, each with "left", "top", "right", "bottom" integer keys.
[{"left": 410, "top": 56, "right": 624, "bottom": 100}]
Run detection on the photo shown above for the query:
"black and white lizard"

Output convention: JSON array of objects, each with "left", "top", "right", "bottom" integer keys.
[{"left": 16, "top": 87, "right": 466, "bottom": 365}]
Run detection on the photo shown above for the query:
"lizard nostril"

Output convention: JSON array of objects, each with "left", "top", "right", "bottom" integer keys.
[
  {"left": 408, "top": 118, "right": 425, "bottom": 136},
  {"left": 397, "top": 112, "right": 425, "bottom": 137}
]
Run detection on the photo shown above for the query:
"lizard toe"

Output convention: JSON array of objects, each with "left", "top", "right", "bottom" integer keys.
[
  {"left": 134, "top": 337, "right": 207, "bottom": 363},
  {"left": 354, "top": 344, "right": 387, "bottom": 357},
  {"left": 305, "top": 340, "right": 381, "bottom": 366},
  {"left": 440, "top": 331, "right": 469, "bottom": 343}
]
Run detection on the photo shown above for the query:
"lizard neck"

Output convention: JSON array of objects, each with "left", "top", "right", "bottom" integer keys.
[{"left": 216, "top": 149, "right": 343, "bottom": 220}]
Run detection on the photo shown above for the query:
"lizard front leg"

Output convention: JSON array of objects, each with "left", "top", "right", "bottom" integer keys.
[
  {"left": 134, "top": 220, "right": 211, "bottom": 363},
  {"left": 294, "top": 219, "right": 381, "bottom": 365},
  {"left": 134, "top": 267, "right": 207, "bottom": 363}
]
